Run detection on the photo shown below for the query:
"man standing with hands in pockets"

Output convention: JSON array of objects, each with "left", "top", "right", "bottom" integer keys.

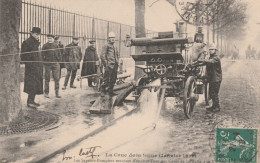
[
  {"left": 62, "top": 36, "right": 82, "bottom": 90},
  {"left": 42, "top": 34, "right": 62, "bottom": 98}
]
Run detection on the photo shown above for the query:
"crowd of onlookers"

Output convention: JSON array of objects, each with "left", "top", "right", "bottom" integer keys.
[{"left": 21, "top": 27, "right": 119, "bottom": 109}]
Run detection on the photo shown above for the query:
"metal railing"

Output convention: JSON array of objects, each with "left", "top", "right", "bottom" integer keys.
[{"left": 19, "top": 0, "right": 157, "bottom": 58}]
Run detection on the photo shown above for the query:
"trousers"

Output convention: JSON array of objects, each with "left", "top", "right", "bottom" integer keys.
[
  {"left": 27, "top": 93, "right": 35, "bottom": 104},
  {"left": 209, "top": 81, "right": 221, "bottom": 108},
  {"left": 102, "top": 64, "right": 118, "bottom": 92},
  {"left": 64, "top": 68, "right": 77, "bottom": 86},
  {"left": 44, "top": 63, "right": 60, "bottom": 94}
]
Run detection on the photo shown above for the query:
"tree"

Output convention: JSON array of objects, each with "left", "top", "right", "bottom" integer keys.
[
  {"left": 134, "top": 0, "right": 146, "bottom": 80},
  {"left": 135, "top": 0, "right": 146, "bottom": 38},
  {"left": 210, "top": 0, "right": 247, "bottom": 52},
  {"left": 0, "top": 0, "right": 22, "bottom": 124}
]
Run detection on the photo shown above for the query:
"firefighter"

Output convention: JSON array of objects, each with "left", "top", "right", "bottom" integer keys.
[
  {"left": 100, "top": 32, "right": 120, "bottom": 96},
  {"left": 62, "top": 36, "right": 82, "bottom": 89},
  {"left": 21, "top": 27, "right": 43, "bottom": 109},
  {"left": 198, "top": 44, "right": 222, "bottom": 112},
  {"left": 42, "top": 34, "right": 62, "bottom": 98}
]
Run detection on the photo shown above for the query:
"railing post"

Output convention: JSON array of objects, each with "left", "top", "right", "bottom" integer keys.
[
  {"left": 92, "top": 17, "right": 95, "bottom": 40},
  {"left": 48, "top": 9, "right": 51, "bottom": 34},
  {"left": 119, "top": 24, "right": 121, "bottom": 56},
  {"left": 73, "top": 14, "right": 76, "bottom": 36},
  {"left": 107, "top": 21, "right": 109, "bottom": 38}
]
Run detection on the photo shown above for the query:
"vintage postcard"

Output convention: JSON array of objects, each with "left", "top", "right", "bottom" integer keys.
[{"left": 0, "top": 0, "right": 259, "bottom": 163}]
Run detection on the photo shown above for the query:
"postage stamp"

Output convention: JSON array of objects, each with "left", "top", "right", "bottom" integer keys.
[{"left": 215, "top": 128, "right": 258, "bottom": 163}]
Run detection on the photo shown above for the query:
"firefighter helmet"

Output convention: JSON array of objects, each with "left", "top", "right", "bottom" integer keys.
[{"left": 108, "top": 32, "right": 116, "bottom": 38}]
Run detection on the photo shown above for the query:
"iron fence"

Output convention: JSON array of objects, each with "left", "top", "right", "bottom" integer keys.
[{"left": 20, "top": 0, "right": 157, "bottom": 58}]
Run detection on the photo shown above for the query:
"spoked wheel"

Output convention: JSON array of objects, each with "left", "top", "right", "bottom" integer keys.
[
  {"left": 183, "top": 76, "right": 197, "bottom": 118},
  {"left": 204, "top": 82, "right": 211, "bottom": 106}
]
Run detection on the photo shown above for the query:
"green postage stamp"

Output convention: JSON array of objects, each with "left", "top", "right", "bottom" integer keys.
[{"left": 216, "top": 128, "right": 258, "bottom": 162}]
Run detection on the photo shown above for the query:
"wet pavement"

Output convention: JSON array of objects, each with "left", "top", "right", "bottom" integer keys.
[
  {"left": 49, "top": 59, "right": 260, "bottom": 163},
  {"left": 1, "top": 60, "right": 260, "bottom": 163},
  {"left": 0, "top": 70, "right": 136, "bottom": 163}
]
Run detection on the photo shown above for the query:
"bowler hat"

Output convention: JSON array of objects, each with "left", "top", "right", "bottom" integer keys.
[
  {"left": 31, "top": 27, "right": 41, "bottom": 34},
  {"left": 47, "top": 34, "right": 55, "bottom": 38},
  {"left": 72, "top": 36, "right": 79, "bottom": 40},
  {"left": 89, "top": 40, "right": 96, "bottom": 44}
]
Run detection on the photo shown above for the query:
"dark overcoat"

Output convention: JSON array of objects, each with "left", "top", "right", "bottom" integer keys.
[
  {"left": 64, "top": 43, "right": 82, "bottom": 70},
  {"left": 81, "top": 46, "right": 99, "bottom": 76},
  {"left": 21, "top": 35, "right": 43, "bottom": 95}
]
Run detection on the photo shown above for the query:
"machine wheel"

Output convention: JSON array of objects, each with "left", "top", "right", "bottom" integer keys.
[
  {"left": 204, "top": 82, "right": 211, "bottom": 106},
  {"left": 183, "top": 76, "right": 197, "bottom": 118},
  {"left": 114, "top": 85, "right": 135, "bottom": 106}
]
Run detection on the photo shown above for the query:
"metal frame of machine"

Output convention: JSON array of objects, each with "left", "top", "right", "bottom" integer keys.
[{"left": 114, "top": 31, "right": 210, "bottom": 119}]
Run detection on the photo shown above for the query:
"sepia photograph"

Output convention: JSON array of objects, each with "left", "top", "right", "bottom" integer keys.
[{"left": 0, "top": 0, "right": 259, "bottom": 162}]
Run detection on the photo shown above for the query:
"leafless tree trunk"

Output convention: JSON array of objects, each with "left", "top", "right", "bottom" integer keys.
[
  {"left": 0, "top": 0, "right": 22, "bottom": 124},
  {"left": 135, "top": 0, "right": 146, "bottom": 38},
  {"left": 212, "top": 22, "right": 215, "bottom": 43},
  {"left": 134, "top": 0, "right": 146, "bottom": 80}
]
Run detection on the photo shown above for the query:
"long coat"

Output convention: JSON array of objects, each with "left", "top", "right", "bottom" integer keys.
[
  {"left": 81, "top": 46, "right": 99, "bottom": 76},
  {"left": 21, "top": 35, "right": 43, "bottom": 95},
  {"left": 64, "top": 43, "right": 82, "bottom": 70}
]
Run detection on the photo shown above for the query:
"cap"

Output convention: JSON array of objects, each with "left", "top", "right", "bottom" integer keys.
[
  {"left": 47, "top": 34, "right": 55, "bottom": 38},
  {"left": 89, "top": 40, "right": 96, "bottom": 44},
  {"left": 31, "top": 27, "right": 41, "bottom": 34}
]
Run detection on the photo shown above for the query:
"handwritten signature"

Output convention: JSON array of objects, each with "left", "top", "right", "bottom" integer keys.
[{"left": 62, "top": 146, "right": 102, "bottom": 161}]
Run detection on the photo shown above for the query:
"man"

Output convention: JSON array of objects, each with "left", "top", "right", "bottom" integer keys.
[
  {"left": 198, "top": 44, "right": 222, "bottom": 112},
  {"left": 81, "top": 40, "right": 99, "bottom": 87},
  {"left": 42, "top": 34, "right": 61, "bottom": 98},
  {"left": 54, "top": 36, "right": 65, "bottom": 78},
  {"left": 62, "top": 36, "right": 82, "bottom": 89},
  {"left": 21, "top": 27, "right": 43, "bottom": 109},
  {"left": 100, "top": 32, "right": 120, "bottom": 96}
]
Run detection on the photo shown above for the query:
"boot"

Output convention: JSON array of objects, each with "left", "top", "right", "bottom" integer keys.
[
  {"left": 100, "top": 85, "right": 106, "bottom": 97},
  {"left": 33, "top": 102, "right": 40, "bottom": 106},
  {"left": 27, "top": 103, "right": 38, "bottom": 109},
  {"left": 56, "top": 91, "right": 62, "bottom": 98},
  {"left": 109, "top": 86, "right": 117, "bottom": 96},
  {"left": 70, "top": 85, "right": 77, "bottom": 88},
  {"left": 212, "top": 107, "right": 220, "bottom": 112},
  {"left": 62, "top": 86, "right": 66, "bottom": 90},
  {"left": 206, "top": 105, "right": 215, "bottom": 112},
  {"left": 44, "top": 93, "right": 50, "bottom": 98}
]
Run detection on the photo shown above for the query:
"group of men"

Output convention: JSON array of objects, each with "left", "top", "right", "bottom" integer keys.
[
  {"left": 21, "top": 27, "right": 119, "bottom": 109},
  {"left": 20, "top": 26, "right": 222, "bottom": 113}
]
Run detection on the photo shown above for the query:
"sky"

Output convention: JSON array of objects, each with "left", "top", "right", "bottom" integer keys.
[
  {"left": 35, "top": 0, "right": 179, "bottom": 31},
  {"left": 35, "top": 0, "right": 260, "bottom": 49}
]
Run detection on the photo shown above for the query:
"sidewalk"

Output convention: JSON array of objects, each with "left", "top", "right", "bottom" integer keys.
[{"left": 0, "top": 68, "right": 135, "bottom": 163}]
